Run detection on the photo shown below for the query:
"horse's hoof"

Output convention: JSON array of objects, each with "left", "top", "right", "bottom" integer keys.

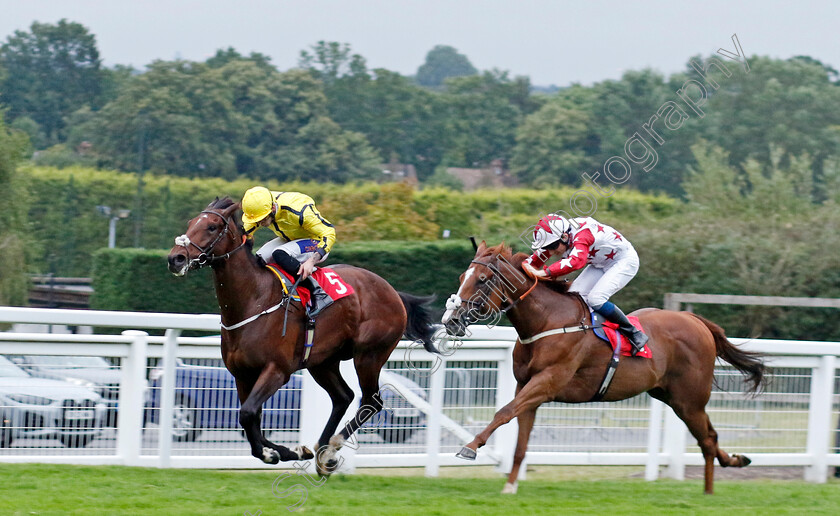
[
  {"left": 261, "top": 447, "right": 280, "bottom": 464},
  {"left": 455, "top": 446, "right": 477, "bottom": 460},
  {"left": 294, "top": 445, "right": 314, "bottom": 460},
  {"left": 501, "top": 481, "right": 518, "bottom": 494},
  {"left": 315, "top": 460, "right": 336, "bottom": 478},
  {"left": 734, "top": 454, "right": 751, "bottom": 467}
]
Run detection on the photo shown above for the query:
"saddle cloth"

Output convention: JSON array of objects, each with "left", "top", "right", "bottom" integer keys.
[
  {"left": 590, "top": 310, "right": 653, "bottom": 359},
  {"left": 266, "top": 265, "right": 355, "bottom": 315}
]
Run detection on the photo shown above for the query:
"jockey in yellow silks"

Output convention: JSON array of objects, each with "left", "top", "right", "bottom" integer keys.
[{"left": 241, "top": 187, "right": 336, "bottom": 286}]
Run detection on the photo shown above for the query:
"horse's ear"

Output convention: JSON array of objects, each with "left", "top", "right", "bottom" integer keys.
[
  {"left": 476, "top": 240, "right": 487, "bottom": 254},
  {"left": 207, "top": 197, "right": 220, "bottom": 209},
  {"left": 222, "top": 202, "right": 241, "bottom": 217}
]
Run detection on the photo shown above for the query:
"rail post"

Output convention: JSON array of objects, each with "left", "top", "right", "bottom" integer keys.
[
  {"left": 425, "top": 358, "right": 446, "bottom": 477},
  {"left": 117, "top": 330, "right": 148, "bottom": 466},
  {"left": 158, "top": 329, "right": 181, "bottom": 467},
  {"left": 662, "top": 406, "right": 687, "bottom": 480},
  {"left": 804, "top": 355, "right": 836, "bottom": 482},
  {"left": 645, "top": 396, "right": 665, "bottom": 481}
]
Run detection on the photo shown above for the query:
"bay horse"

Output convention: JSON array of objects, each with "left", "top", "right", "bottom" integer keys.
[
  {"left": 167, "top": 198, "right": 439, "bottom": 474},
  {"left": 445, "top": 242, "right": 766, "bottom": 495}
]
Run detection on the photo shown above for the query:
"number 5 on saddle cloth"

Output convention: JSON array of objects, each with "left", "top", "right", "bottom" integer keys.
[{"left": 265, "top": 264, "right": 355, "bottom": 362}]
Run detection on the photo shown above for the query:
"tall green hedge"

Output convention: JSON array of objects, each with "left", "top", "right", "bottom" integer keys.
[
  {"left": 27, "top": 166, "right": 678, "bottom": 276},
  {"left": 91, "top": 248, "right": 218, "bottom": 313},
  {"left": 91, "top": 240, "right": 477, "bottom": 314}
]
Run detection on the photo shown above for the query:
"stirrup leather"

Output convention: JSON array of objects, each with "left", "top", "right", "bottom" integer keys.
[{"left": 303, "top": 316, "right": 316, "bottom": 362}]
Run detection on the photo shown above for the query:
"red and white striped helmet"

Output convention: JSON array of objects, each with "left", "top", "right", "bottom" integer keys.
[{"left": 531, "top": 214, "right": 572, "bottom": 250}]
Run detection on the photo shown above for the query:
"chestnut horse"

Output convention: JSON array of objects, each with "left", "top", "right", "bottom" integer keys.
[
  {"left": 446, "top": 242, "right": 765, "bottom": 495},
  {"left": 167, "top": 198, "right": 438, "bottom": 474}
]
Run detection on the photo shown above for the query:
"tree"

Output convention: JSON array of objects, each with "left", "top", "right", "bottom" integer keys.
[
  {"left": 440, "top": 70, "right": 538, "bottom": 168},
  {"left": 207, "top": 47, "right": 275, "bottom": 72},
  {"left": 415, "top": 45, "right": 477, "bottom": 88},
  {"left": 689, "top": 56, "right": 840, "bottom": 192},
  {"left": 331, "top": 68, "right": 450, "bottom": 178},
  {"left": 298, "top": 44, "right": 451, "bottom": 179},
  {"left": 299, "top": 41, "right": 367, "bottom": 86},
  {"left": 100, "top": 64, "right": 138, "bottom": 104},
  {"left": 0, "top": 19, "right": 104, "bottom": 146},
  {"left": 76, "top": 56, "right": 380, "bottom": 182},
  {"left": 0, "top": 111, "right": 31, "bottom": 305},
  {"left": 510, "top": 101, "right": 591, "bottom": 186}
]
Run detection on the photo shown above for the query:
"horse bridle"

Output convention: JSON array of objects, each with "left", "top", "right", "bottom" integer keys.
[
  {"left": 448, "top": 256, "right": 538, "bottom": 329},
  {"left": 175, "top": 209, "right": 248, "bottom": 270}
]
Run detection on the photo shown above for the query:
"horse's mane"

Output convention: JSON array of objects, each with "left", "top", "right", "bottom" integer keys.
[
  {"left": 206, "top": 196, "right": 255, "bottom": 255},
  {"left": 483, "top": 242, "right": 574, "bottom": 295}
]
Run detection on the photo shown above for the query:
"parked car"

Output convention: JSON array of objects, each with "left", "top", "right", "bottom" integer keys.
[
  {"left": 144, "top": 359, "right": 425, "bottom": 443},
  {"left": 0, "top": 355, "right": 106, "bottom": 447},
  {"left": 10, "top": 355, "right": 121, "bottom": 427}
]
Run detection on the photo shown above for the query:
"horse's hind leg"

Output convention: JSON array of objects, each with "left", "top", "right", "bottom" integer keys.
[
  {"left": 711, "top": 415, "right": 751, "bottom": 468},
  {"left": 314, "top": 352, "right": 388, "bottom": 476},
  {"left": 669, "top": 399, "right": 732, "bottom": 495},
  {"left": 308, "top": 360, "right": 355, "bottom": 452},
  {"left": 237, "top": 364, "right": 306, "bottom": 464},
  {"left": 337, "top": 353, "right": 386, "bottom": 441}
]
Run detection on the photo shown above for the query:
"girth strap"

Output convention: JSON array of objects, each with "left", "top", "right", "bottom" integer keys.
[{"left": 589, "top": 333, "right": 623, "bottom": 402}]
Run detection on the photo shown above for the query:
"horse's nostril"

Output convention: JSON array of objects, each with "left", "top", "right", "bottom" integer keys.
[{"left": 168, "top": 254, "right": 187, "bottom": 271}]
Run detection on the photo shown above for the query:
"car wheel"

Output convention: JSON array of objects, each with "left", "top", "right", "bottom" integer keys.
[
  {"left": 59, "top": 434, "right": 95, "bottom": 448},
  {"left": 172, "top": 395, "right": 200, "bottom": 442},
  {"left": 0, "top": 411, "right": 12, "bottom": 447},
  {"left": 376, "top": 425, "right": 417, "bottom": 444}
]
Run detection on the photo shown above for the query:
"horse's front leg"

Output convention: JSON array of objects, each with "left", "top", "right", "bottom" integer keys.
[
  {"left": 236, "top": 364, "right": 311, "bottom": 464},
  {"left": 456, "top": 370, "right": 558, "bottom": 460},
  {"left": 502, "top": 384, "right": 536, "bottom": 494}
]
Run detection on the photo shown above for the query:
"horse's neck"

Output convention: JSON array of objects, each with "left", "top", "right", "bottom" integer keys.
[
  {"left": 211, "top": 252, "right": 277, "bottom": 321},
  {"left": 506, "top": 284, "right": 585, "bottom": 333}
]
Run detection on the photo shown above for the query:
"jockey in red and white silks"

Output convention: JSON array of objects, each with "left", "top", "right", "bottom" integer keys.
[{"left": 522, "top": 214, "right": 648, "bottom": 355}]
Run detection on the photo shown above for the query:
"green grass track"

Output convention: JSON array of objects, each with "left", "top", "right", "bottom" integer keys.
[{"left": 1, "top": 464, "right": 838, "bottom": 515}]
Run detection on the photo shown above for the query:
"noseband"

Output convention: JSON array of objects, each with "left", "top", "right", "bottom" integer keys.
[{"left": 175, "top": 209, "right": 248, "bottom": 270}]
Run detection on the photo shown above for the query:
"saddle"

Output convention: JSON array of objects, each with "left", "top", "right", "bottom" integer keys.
[
  {"left": 265, "top": 264, "right": 355, "bottom": 363},
  {"left": 590, "top": 309, "right": 652, "bottom": 359}
]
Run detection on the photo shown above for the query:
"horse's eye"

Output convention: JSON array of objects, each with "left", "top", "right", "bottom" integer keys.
[{"left": 208, "top": 225, "right": 217, "bottom": 232}]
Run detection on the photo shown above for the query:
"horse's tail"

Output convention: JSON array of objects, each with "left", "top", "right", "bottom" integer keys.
[
  {"left": 690, "top": 313, "right": 766, "bottom": 395},
  {"left": 398, "top": 292, "right": 441, "bottom": 354}
]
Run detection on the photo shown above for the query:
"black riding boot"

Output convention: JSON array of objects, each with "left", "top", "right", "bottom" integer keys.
[
  {"left": 271, "top": 249, "right": 301, "bottom": 277},
  {"left": 596, "top": 303, "right": 648, "bottom": 356}
]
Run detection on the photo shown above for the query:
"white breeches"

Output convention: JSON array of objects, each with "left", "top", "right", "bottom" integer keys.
[
  {"left": 256, "top": 237, "right": 329, "bottom": 264},
  {"left": 569, "top": 247, "right": 639, "bottom": 309}
]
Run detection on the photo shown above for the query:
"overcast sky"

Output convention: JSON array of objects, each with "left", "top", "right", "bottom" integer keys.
[{"left": 2, "top": 1, "right": 838, "bottom": 86}]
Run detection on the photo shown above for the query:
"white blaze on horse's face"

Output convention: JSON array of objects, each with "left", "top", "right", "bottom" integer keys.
[{"left": 442, "top": 266, "right": 475, "bottom": 324}]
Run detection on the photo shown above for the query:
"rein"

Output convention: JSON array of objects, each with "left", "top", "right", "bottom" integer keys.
[
  {"left": 468, "top": 259, "right": 537, "bottom": 314},
  {"left": 174, "top": 209, "right": 249, "bottom": 270},
  {"left": 455, "top": 257, "right": 595, "bottom": 345}
]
